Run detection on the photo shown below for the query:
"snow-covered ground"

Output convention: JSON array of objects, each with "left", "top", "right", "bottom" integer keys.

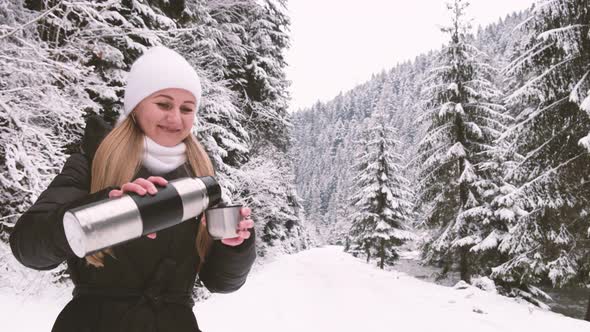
[
  {"left": 196, "top": 246, "right": 590, "bottom": 332},
  {"left": 2, "top": 246, "right": 589, "bottom": 331}
]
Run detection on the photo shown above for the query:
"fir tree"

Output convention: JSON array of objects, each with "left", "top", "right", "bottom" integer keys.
[
  {"left": 207, "top": 0, "right": 291, "bottom": 153},
  {"left": 415, "top": 0, "right": 510, "bottom": 281},
  {"left": 494, "top": 0, "right": 590, "bottom": 288},
  {"left": 347, "top": 112, "right": 414, "bottom": 269}
]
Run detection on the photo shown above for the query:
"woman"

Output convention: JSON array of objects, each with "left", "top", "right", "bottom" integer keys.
[{"left": 9, "top": 46, "right": 256, "bottom": 332}]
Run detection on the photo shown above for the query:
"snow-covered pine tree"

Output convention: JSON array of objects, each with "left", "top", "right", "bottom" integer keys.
[
  {"left": 347, "top": 123, "right": 375, "bottom": 259},
  {"left": 244, "top": 0, "right": 291, "bottom": 151},
  {"left": 415, "top": 0, "right": 511, "bottom": 281},
  {"left": 206, "top": 0, "right": 291, "bottom": 153},
  {"left": 467, "top": 138, "right": 529, "bottom": 283},
  {"left": 347, "top": 110, "right": 414, "bottom": 269},
  {"left": 493, "top": 0, "right": 590, "bottom": 288}
]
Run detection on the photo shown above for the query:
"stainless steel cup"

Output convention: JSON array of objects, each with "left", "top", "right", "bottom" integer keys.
[{"left": 205, "top": 204, "right": 243, "bottom": 240}]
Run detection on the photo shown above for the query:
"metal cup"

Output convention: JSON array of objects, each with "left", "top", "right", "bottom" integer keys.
[{"left": 205, "top": 204, "right": 243, "bottom": 240}]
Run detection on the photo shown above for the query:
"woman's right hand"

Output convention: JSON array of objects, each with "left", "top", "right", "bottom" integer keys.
[{"left": 108, "top": 176, "right": 168, "bottom": 198}]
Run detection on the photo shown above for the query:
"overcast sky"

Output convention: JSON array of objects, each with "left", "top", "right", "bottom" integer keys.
[{"left": 285, "top": 0, "right": 536, "bottom": 112}]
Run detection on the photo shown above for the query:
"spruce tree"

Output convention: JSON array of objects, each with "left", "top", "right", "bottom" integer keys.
[
  {"left": 494, "top": 0, "right": 590, "bottom": 288},
  {"left": 348, "top": 112, "right": 414, "bottom": 269},
  {"left": 415, "top": 0, "right": 509, "bottom": 281}
]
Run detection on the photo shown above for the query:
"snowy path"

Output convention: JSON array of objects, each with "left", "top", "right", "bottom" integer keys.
[
  {"left": 196, "top": 246, "right": 590, "bottom": 332},
  {"left": 2, "top": 246, "right": 590, "bottom": 331}
]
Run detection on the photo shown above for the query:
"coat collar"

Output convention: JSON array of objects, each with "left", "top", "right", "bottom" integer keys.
[{"left": 82, "top": 114, "right": 112, "bottom": 164}]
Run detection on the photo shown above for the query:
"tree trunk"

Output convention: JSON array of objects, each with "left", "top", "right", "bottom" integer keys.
[
  {"left": 379, "top": 240, "right": 385, "bottom": 269},
  {"left": 460, "top": 247, "right": 470, "bottom": 282}
]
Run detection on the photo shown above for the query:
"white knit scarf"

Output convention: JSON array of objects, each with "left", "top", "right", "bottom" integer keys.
[{"left": 142, "top": 136, "right": 187, "bottom": 175}]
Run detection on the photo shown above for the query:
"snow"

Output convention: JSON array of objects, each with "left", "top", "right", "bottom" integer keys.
[
  {"left": 465, "top": 121, "right": 483, "bottom": 139},
  {"left": 459, "top": 160, "right": 477, "bottom": 183},
  {"left": 581, "top": 95, "right": 590, "bottom": 113},
  {"left": 92, "top": 43, "right": 125, "bottom": 67},
  {"left": 471, "top": 276, "right": 498, "bottom": 293},
  {"left": 2, "top": 246, "right": 589, "bottom": 331},
  {"left": 448, "top": 82, "right": 459, "bottom": 93},
  {"left": 452, "top": 235, "right": 481, "bottom": 248},
  {"left": 198, "top": 246, "right": 589, "bottom": 331},
  {"left": 579, "top": 134, "right": 590, "bottom": 152},
  {"left": 471, "top": 230, "right": 503, "bottom": 252},
  {"left": 439, "top": 102, "right": 455, "bottom": 117},
  {"left": 495, "top": 207, "right": 516, "bottom": 222},
  {"left": 391, "top": 229, "right": 417, "bottom": 241},
  {"left": 0, "top": 287, "right": 71, "bottom": 331},
  {"left": 447, "top": 142, "right": 467, "bottom": 159},
  {"left": 455, "top": 102, "right": 465, "bottom": 115}
]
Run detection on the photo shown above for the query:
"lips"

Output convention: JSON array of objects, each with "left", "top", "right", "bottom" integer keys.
[{"left": 158, "top": 125, "right": 181, "bottom": 133}]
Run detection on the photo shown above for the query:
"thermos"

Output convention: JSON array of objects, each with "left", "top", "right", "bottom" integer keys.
[{"left": 63, "top": 176, "right": 221, "bottom": 258}]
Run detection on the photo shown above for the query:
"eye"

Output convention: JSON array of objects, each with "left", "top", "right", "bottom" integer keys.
[
  {"left": 156, "top": 102, "right": 172, "bottom": 110},
  {"left": 181, "top": 107, "right": 194, "bottom": 113}
]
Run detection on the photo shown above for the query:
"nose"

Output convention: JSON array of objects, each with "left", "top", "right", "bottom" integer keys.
[{"left": 166, "top": 107, "right": 182, "bottom": 126}]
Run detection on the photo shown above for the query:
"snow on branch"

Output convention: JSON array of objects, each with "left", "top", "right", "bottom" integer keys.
[
  {"left": 579, "top": 134, "right": 590, "bottom": 152},
  {"left": 498, "top": 97, "right": 568, "bottom": 142},
  {"left": 507, "top": 55, "right": 577, "bottom": 103}
]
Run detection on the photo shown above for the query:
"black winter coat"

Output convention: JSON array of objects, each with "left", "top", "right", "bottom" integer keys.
[{"left": 9, "top": 116, "right": 256, "bottom": 332}]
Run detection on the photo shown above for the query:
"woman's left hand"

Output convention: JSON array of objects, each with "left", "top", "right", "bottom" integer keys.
[
  {"left": 201, "top": 207, "right": 254, "bottom": 246},
  {"left": 223, "top": 207, "right": 254, "bottom": 246},
  {"left": 201, "top": 207, "right": 254, "bottom": 247}
]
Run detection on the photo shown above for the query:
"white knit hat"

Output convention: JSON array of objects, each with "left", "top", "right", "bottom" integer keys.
[{"left": 117, "top": 46, "right": 202, "bottom": 125}]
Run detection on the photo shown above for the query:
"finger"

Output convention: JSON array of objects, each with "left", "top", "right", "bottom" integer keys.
[
  {"left": 238, "top": 230, "right": 251, "bottom": 239},
  {"left": 238, "top": 219, "right": 254, "bottom": 229},
  {"left": 221, "top": 237, "right": 244, "bottom": 246},
  {"left": 134, "top": 178, "right": 157, "bottom": 195},
  {"left": 147, "top": 176, "right": 168, "bottom": 187},
  {"left": 146, "top": 232, "right": 157, "bottom": 239},
  {"left": 109, "top": 189, "right": 123, "bottom": 198},
  {"left": 239, "top": 206, "right": 251, "bottom": 217},
  {"left": 121, "top": 182, "right": 147, "bottom": 195}
]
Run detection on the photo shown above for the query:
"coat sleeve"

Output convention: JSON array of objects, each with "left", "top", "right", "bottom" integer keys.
[
  {"left": 198, "top": 228, "right": 257, "bottom": 294},
  {"left": 9, "top": 153, "right": 114, "bottom": 270}
]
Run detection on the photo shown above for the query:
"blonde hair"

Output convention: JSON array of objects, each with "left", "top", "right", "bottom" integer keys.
[{"left": 86, "top": 115, "right": 215, "bottom": 271}]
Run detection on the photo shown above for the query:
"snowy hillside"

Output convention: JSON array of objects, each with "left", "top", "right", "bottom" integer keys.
[{"left": 3, "top": 246, "right": 589, "bottom": 331}]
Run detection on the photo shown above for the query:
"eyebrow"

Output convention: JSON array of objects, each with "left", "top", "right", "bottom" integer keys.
[{"left": 154, "top": 94, "right": 195, "bottom": 105}]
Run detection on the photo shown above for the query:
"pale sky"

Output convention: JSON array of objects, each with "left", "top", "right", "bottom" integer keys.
[{"left": 285, "top": 0, "right": 536, "bottom": 112}]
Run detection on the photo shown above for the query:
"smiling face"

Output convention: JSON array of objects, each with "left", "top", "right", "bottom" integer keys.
[{"left": 133, "top": 88, "right": 197, "bottom": 147}]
